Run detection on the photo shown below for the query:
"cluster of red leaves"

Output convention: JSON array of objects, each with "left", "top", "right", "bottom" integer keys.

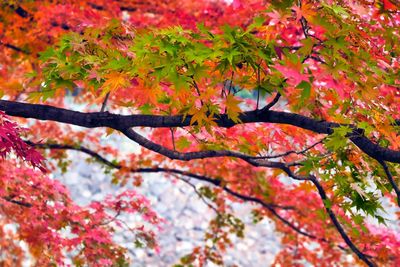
[
  {"left": 0, "top": 112, "right": 45, "bottom": 171},
  {"left": 0, "top": 113, "right": 161, "bottom": 266},
  {"left": 0, "top": 158, "right": 162, "bottom": 266},
  {"left": 0, "top": 220, "right": 25, "bottom": 266}
]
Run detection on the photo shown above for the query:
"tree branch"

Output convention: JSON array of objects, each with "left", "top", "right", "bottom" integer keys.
[
  {"left": 1, "top": 100, "right": 399, "bottom": 163},
  {"left": 1, "top": 196, "right": 32, "bottom": 207},
  {"left": 0, "top": 41, "right": 29, "bottom": 54},
  {"left": 121, "top": 130, "right": 375, "bottom": 266},
  {"left": 26, "top": 140, "right": 292, "bottom": 210},
  {"left": 122, "top": 129, "right": 307, "bottom": 180},
  {"left": 179, "top": 178, "right": 219, "bottom": 214},
  {"left": 100, "top": 92, "right": 110, "bottom": 112},
  {"left": 29, "top": 140, "right": 358, "bottom": 256},
  {"left": 30, "top": 138, "right": 374, "bottom": 265},
  {"left": 259, "top": 92, "right": 281, "bottom": 113}
]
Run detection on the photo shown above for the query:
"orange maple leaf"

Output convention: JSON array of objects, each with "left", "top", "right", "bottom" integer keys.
[{"left": 101, "top": 72, "right": 129, "bottom": 96}]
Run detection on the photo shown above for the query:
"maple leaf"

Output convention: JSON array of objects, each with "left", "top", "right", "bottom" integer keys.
[
  {"left": 382, "top": 0, "right": 398, "bottom": 11},
  {"left": 274, "top": 61, "right": 309, "bottom": 86},
  {"left": 225, "top": 94, "right": 242, "bottom": 123},
  {"left": 292, "top": 2, "right": 316, "bottom": 22},
  {"left": 100, "top": 72, "right": 129, "bottom": 96},
  {"left": 189, "top": 106, "right": 208, "bottom": 126}
]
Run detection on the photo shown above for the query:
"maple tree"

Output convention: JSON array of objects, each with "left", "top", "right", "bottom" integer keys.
[{"left": 0, "top": 0, "right": 399, "bottom": 266}]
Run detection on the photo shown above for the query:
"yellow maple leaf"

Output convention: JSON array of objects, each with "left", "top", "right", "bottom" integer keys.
[{"left": 189, "top": 106, "right": 207, "bottom": 126}]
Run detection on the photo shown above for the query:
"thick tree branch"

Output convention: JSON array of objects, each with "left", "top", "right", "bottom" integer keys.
[
  {"left": 0, "top": 99, "right": 337, "bottom": 131},
  {"left": 1, "top": 100, "right": 399, "bottom": 163}
]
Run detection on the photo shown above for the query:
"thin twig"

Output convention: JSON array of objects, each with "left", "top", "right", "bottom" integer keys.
[
  {"left": 192, "top": 79, "right": 204, "bottom": 106},
  {"left": 100, "top": 92, "right": 110, "bottom": 112},
  {"left": 256, "top": 66, "right": 261, "bottom": 110},
  {"left": 379, "top": 160, "right": 400, "bottom": 208},
  {"left": 170, "top": 128, "right": 176, "bottom": 151},
  {"left": 228, "top": 72, "right": 234, "bottom": 95},
  {"left": 0, "top": 41, "right": 30, "bottom": 54},
  {"left": 179, "top": 177, "right": 219, "bottom": 214},
  {"left": 253, "top": 138, "right": 325, "bottom": 159},
  {"left": 1, "top": 196, "right": 32, "bottom": 207},
  {"left": 97, "top": 209, "right": 122, "bottom": 226}
]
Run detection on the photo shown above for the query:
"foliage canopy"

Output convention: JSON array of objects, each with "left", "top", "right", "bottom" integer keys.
[{"left": 0, "top": 0, "right": 399, "bottom": 266}]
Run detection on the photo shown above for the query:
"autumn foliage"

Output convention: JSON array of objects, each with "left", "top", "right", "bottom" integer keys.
[{"left": 0, "top": 0, "right": 399, "bottom": 266}]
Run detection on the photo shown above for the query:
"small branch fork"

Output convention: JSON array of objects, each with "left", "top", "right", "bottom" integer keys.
[
  {"left": 258, "top": 92, "right": 281, "bottom": 114},
  {"left": 254, "top": 138, "right": 325, "bottom": 159},
  {"left": 29, "top": 137, "right": 374, "bottom": 266},
  {"left": 297, "top": 1, "right": 326, "bottom": 65}
]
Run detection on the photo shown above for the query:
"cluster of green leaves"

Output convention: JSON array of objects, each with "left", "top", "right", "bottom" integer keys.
[
  {"left": 324, "top": 125, "right": 352, "bottom": 151},
  {"left": 318, "top": 149, "right": 386, "bottom": 226},
  {"left": 38, "top": 22, "right": 132, "bottom": 94},
  {"left": 129, "top": 20, "right": 279, "bottom": 126},
  {"left": 296, "top": 125, "right": 392, "bottom": 229},
  {"left": 37, "top": 18, "right": 281, "bottom": 126}
]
